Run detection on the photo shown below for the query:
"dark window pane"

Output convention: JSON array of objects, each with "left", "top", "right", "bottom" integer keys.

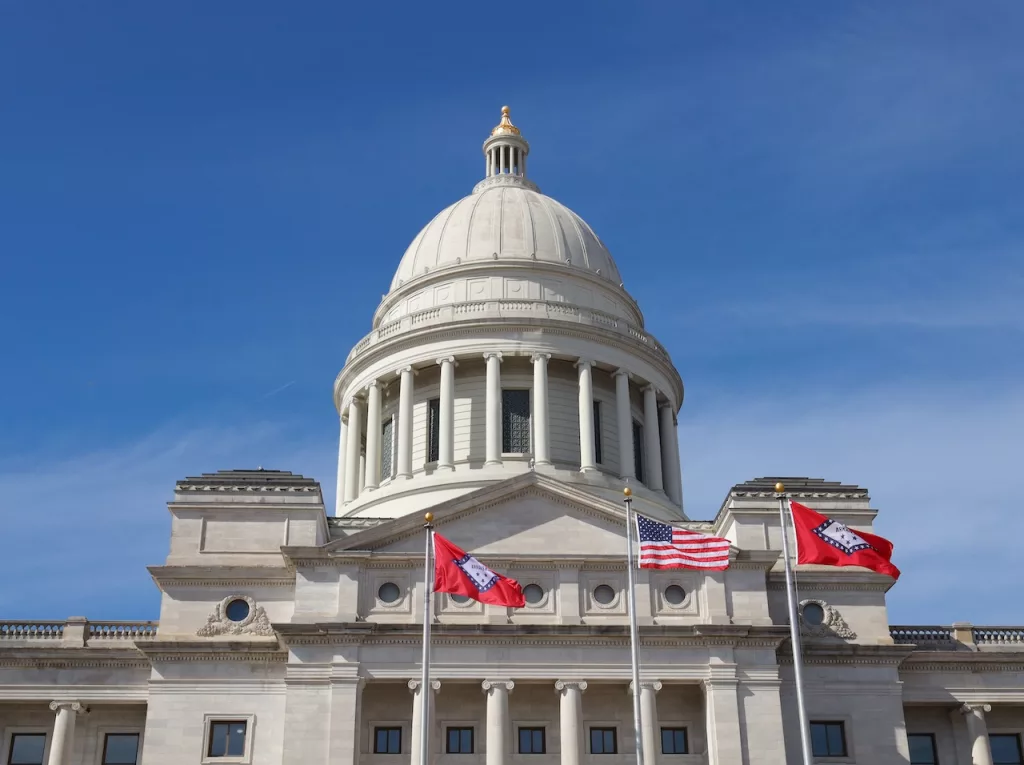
[
  {"left": 810, "top": 722, "right": 846, "bottom": 757},
  {"left": 519, "top": 728, "right": 545, "bottom": 754},
  {"left": 374, "top": 727, "right": 402, "bottom": 754},
  {"left": 590, "top": 728, "right": 616, "bottom": 754},
  {"left": 381, "top": 418, "right": 394, "bottom": 479},
  {"left": 992, "top": 735, "right": 1024, "bottom": 765},
  {"left": 593, "top": 401, "right": 602, "bottom": 464},
  {"left": 227, "top": 723, "right": 246, "bottom": 757},
  {"left": 10, "top": 734, "right": 46, "bottom": 765},
  {"left": 502, "top": 390, "right": 530, "bottom": 453},
  {"left": 208, "top": 721, "right": 246, "bottom": 758},
  {"left": 908, "top": 734, "right": 937, "bottom": 765},
  {"left": 661, "top": 728, "right": 688, "bottom": 755},
  {"left": 446, "top": 727, "right": 473, "bottom": 754},
  {"left": 427, "top": 399, "right": 440, "bottom": 463},
  {"left": 103, "top": 734, "right": 140, "bottom": 765},
  {"left": 632, "top": 421, "right": 644, "bottom": 482}
]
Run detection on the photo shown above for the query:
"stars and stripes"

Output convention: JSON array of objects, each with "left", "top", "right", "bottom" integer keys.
[{"left": 635, "top": 514, "right": 732, "bottom": 570}]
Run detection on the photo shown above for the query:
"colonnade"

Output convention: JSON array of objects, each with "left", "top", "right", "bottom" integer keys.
[{"left": 336, "top": 353, "right": 684, "bottom": 509}]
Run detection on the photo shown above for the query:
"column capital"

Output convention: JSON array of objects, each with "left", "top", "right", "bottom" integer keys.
[
  {"left": 612, "top": 368, "right": 631, "bottom": 379},
  {"left": 554, "top": 680, "right": 588, "bottom": 693},
  {"left": 48, "top": 701, "right": 85, "bottom": 713},
  {"left": 436, "top": 356, "right": 457, "bottom": 366},
  {"left": 365, "top": 378, "right": 381, "bottom": 391},
  {"left": 574, "top": 358, "right": 593, "bottom": 369},
  {"left": 394, "top": 365, "right": 414, "bottom": 377},
  {"left": 530, "top": 352, "right": 551, "bottom": 363},
  {"left": 960, "top": 702, "right": 992, "bottom": 714},
  {"left": 628, "top": 680, "right": 663, "bottom": 695},
  {"left": 643, "top": 383, "right": 658, "bottom": 395},
  {"left": 408, "top": 679, "right": 441, "bottom": 694},
  {"left": 482, "top": 679, "right": 515, "bottom": 693},
  {"left": 484, "top": 351, "right": 503, "bottom": 362}
]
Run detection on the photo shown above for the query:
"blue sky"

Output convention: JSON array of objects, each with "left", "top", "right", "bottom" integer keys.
[{"left": 1, "top": 2, "right": 1021, "bottom": 624}]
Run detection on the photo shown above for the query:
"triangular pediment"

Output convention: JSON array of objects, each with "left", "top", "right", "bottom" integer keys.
[{"left": 325, "top": 473, "right": 629, "bottom": 557}]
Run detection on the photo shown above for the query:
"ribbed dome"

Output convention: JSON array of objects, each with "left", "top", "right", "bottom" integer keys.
[{"left": 389, "top": 184, "right": 622, "bottom": 292}]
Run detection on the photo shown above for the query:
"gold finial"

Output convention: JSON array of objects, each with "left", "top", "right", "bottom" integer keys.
[
  {"left": 424, "top": 512, "right": 434, "bottom": 523},
  {"left": 490, "top": 105, "right": 521, "bottom": 137},
  {"left": 774, "top": 482, "right": 785, "bottom": 494},
  {"left": 623, "top": 487, "right": 632, "bottom": 498}
]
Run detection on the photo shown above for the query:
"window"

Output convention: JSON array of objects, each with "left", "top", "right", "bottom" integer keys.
[
  {"left": 590, "top": 728, "right": 617, "bottom": 755},
  {"left": 992, "top": 734, "right": 1024, "bottom": 765},
  {"left": 519, "top": 727, "right": 545, "bottom": 754},
  {"left": 207, "top": 721, "right": 247, "bottom": 758},
  {"left": 907, "top": 734, "right": 937, "bottom": 765},
  {"left": 374, "top": 727, "right": 402, "bottom": 754},
  {"left": 446, "top": 727, "right": 474, "bottom": 754},
  {"left": 103, "top": 734, "right": 140, "bottom": 765},
  {"left": 632, "top": 420, "right": 644, "bottom": 482},
  {"left": 427, "top": 398, "right": 440, "bottom": 463},
  {"left": 502, "top": 390, "right": 530, "bottom": 453},
  {"left": 8, "top": 734, "right": 46, "bottom": 765},
  {"left": 810, "top": 722, "right": 847, "bottom": 757},
  {"left": 593, "top": 401, "right": 603, "bottom": 464},
  {"left": 661, "top": 728, "right": 688, "bottom": 755},
  {"left": 381, "top": 417, "right": 394, "bottom": 479}
]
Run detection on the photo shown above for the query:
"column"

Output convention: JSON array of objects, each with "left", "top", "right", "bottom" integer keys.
[
  {"left": 327, "top": 677, "right": 365, "bottom": 765},
  {"left": 629, "top": 681, "right": 662, "bottom": 765},
  {"left": 46, "top": 701, "right": 83, "bottom": 765},
  {"left": 555, "top": 681, "right": 587, "bottom": 765},
  {"left": 659, "top": 404, "right": 681, "bottom": 505},
  {"left": 484, "top": 352, "right": 503, "bottom": 466},
  {"left": 409, "top": 679, "right": 441, "bottom": 764},
  {"left": 576, "top": 360, "right": 596, "bottom": 472},
  {"left": 436, "top": 357, "right": 456, "bottom": 471},
  {"left": 343, "top": 398, "right": 363, "bottom": 503},
  {"left": 614, "top": 369, "right": 634, "bottom": 480},
  {"left": 703, "top": 677, "right": 743, "bottom": 765},
  {"left": 335, "top": 412, "right": 347, "bottom": 515},
  {"left": 671, "top": 415, "right": 683, "bottom": 508},
  {"left": 531, "top": 354, "right": 551, "bottom": 466},
  {"left": 364, "top": 380, "right": 382, "bottom": 489},
  {"left": 483, "top": 680, "right": 514, "bottom": 765},
  {"left": 642, "top": 385, "right": 664, "bottom": 491},
  {"left": 960, "top": 703, "right": 994, "bottom": 765},
  {"left": 396, "top": 366, "right": 414, "bottom": 479}
]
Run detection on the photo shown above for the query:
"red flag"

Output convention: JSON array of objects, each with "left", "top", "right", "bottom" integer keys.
[
  {"left": 433, "top": 533, "right": 525, "bottom": 608},
  {"left": 790, "top": 501, "right": 900, "bottom": 580}
]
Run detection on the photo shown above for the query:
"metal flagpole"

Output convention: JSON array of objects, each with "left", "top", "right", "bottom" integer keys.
[
  {"left": 775, "top": 482, "right": 814, "bottom": 765},
  {"left": 622, "top": 487, "right": 645, "bottom": 765},
  {"left": 419, "top": 512, "right": 435, "bottom": 765}
]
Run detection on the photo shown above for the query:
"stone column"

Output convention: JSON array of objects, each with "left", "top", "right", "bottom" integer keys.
[
  {"left": 364, "top": 380, "right": 382, "bottom": 489},
  {"left": 960, "top": 703, "right": 994, "bottom": 765},
  {"left": 483, "top": 680, "right": 514, "bottom": 765},
  {"left": 629, "top": 681, "right": 662, "bottom": 765},
  {"left": 343, "top": 398, "right": 363, "bottom": 503},
  {"left": 484, "top": 352, "right": 503, "bottom": 466},
  {"left": 335, "top": 412, "right": 347, "bottom": 514},
  {"left": 703, "top": 677, "right": 743, "bottom": 765},
  {"left": 47, "top": 701, "right": 83, "bottom": 765},
  {"left": 659, "top": 404, "right": 681, "bottom": 505},
  {"left": 396, "top": 366, "right": 414, "bottom": 479},
  {"left": 642, "top": 385, "right": 664, "bottom": 491},
  {"left": 555, "top": 681, "right": 587, "bottom": 765},
  {"left": 613, "top": 369, "right": 634, "bottom": 480},
  {"left": 671, "top": 414, "right": 683, "bottom": 508},
  {"left": 436, "top": 357, "right": 456, "bottom": 471},
  {"left": 531, "top": 354, "right": 551, "bottom": 466},
  {"left": 409, "top": 679, "right": 440, "bottom": 764},
  {"left": 576, "top": 360, "right": 596, "bottom": 472}
]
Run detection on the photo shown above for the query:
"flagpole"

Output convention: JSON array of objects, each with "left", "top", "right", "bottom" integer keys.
[
  {"left": 622, "top": 487, "right": 645, "bottom": 765},
  {"left": 775, "top": 483, "right": 813, "bottom": 765},
  {"left": 419, "top": 512, "right": 435, "bottom": 765}
]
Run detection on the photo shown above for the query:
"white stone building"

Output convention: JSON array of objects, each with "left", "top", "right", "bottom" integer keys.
[{"left": 1, "top": 108, "right": 1022, "bottom": 765}]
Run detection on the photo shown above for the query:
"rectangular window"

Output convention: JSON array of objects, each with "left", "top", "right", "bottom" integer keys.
[
  {"left": 446, "top": 727, "right": 474, "bottom": 754},
  {"left": 908, "top": 734, "right": 937, "bottom": 765},
  {"left": 661, "top": 728, "right": 688, "bottom": 755},
  {"left": 8, "top": 734, "right": 46, "bottom": 765},
  {"left": 502, "top": 389, "right": 530, "bottom": 454},
  {"left": 380, "top": 417, "right": 394, "bottom": 479},
  {"left": 518, "top": 728, "right": 546, "bottom": 754},
  {"left": 427, "top": 398, "right": 440, "bottom": 463},
  {"left": 810, "top": 722, "right": 847, "bottom": 758},
  {"left": 590, "top": 728, "right": 617, "bottom": 755},
  {"left": 992, "top": 734, "right": 1024, "bottom": 765},
  {"left": 632, "top": 420, "right": 644, "bottom": 482},
  {"left": 103, "top": 734, "right": 140, "bottom": 765},
  {"left": 374, "top": 727, "right": 402, "bottom": 755},
  {"left": 207, "top": 721, "right": 247, "bottom": 758},
  {"left": 593, "top": 401, "right": 603, "bottom": 464}
]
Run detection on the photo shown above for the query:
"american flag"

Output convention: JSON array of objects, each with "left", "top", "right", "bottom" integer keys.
[{"left": 635, "top": 514, "right": 731, "bottom": 570}]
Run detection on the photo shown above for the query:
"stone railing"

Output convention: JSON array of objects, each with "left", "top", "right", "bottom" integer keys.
[
  {"left": 0, "top": 618, "right": 157, "bottom": 646},
  {"left": 346, "top": 299, "right": 670, "bottom": 363},
  {"left": 891, "top": 624, "right": 1024, "bottom": 651},
  {"left": 972, "top": 627, "right": 1024, "bottom": 647}
]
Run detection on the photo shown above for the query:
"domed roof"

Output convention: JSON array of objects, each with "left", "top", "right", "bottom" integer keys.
[{"left": 390, "top": 184, "right": 622, "bottom": 291}]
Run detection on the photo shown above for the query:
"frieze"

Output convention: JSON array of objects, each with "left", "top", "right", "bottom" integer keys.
[
  {"left": 767, "top": 580, "right": 893, "bottom": 592},
  {"left": 0, "top": 658, "right": 151, "bottom": 669}
]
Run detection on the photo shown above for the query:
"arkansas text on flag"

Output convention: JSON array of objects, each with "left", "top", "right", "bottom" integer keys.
[
  {"left": 636, "top": 514, "right": 731, "bottom": 570},
  {"left": 433, "top": 533, "right": 526, "bottom": 607},
  {"left": 790, "top": 500, "right": 901, "bottom": 580}
]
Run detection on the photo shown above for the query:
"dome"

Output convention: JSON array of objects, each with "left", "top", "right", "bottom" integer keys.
[{"left": 390, "top": 183, "right": 622, "bottom": 292}]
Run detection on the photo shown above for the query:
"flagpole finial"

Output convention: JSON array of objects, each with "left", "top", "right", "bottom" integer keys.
[
  {"left": 424, "top": 512, "right": 434, "bottom": 524},
  {"left": 623, "top": 486, "right": 632, "bottom": 498},
  {"left": 774, "top": 482, "right": 786, "bottom": 494}
]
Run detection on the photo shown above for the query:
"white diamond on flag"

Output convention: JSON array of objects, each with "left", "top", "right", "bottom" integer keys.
[
  {"left": 813, "top": 520, "right": 871, "bottom": 555},
  {"left": 455, "top": 554, "right": 499, "bottom": 592}
]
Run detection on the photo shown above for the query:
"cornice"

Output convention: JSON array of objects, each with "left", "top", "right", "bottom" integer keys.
[
  {"left": 148, "top": 565, "right": 295, "bottom": 591},
  {"left": 778, "top": 643, "right": 915, "bottom": 667},
  {"left": 900, "top": 651, "right": 1024, "bottom": 673},
  {"left": 0, "top": 647, "right": 150, "bottom": 670},
  {"left": 135, "top": 639, "right": 287, "bottom": 663},
  {"left": 767, "top": 573, "right": 895, "bottom": 593}
]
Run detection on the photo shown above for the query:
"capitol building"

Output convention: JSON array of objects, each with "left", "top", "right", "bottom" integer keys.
[{"left": 2, "top": 108, "right": 1022, "bottom": 765}]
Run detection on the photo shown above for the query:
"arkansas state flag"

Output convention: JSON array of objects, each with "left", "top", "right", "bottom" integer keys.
[
  {"left": 790, "top": 501, "right": 901, "bottom": 580},
  {"left": 433, "top": 533, "right": 526, "bottom": 607}
]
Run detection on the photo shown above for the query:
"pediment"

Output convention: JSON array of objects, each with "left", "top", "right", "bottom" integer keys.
[{"left": 325, "top": 473, "right": 628, "bottom": 557}]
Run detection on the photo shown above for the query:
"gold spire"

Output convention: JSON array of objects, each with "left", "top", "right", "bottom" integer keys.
[{"left": 490, "top": 105, "right": 521, "bottom": 137}]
